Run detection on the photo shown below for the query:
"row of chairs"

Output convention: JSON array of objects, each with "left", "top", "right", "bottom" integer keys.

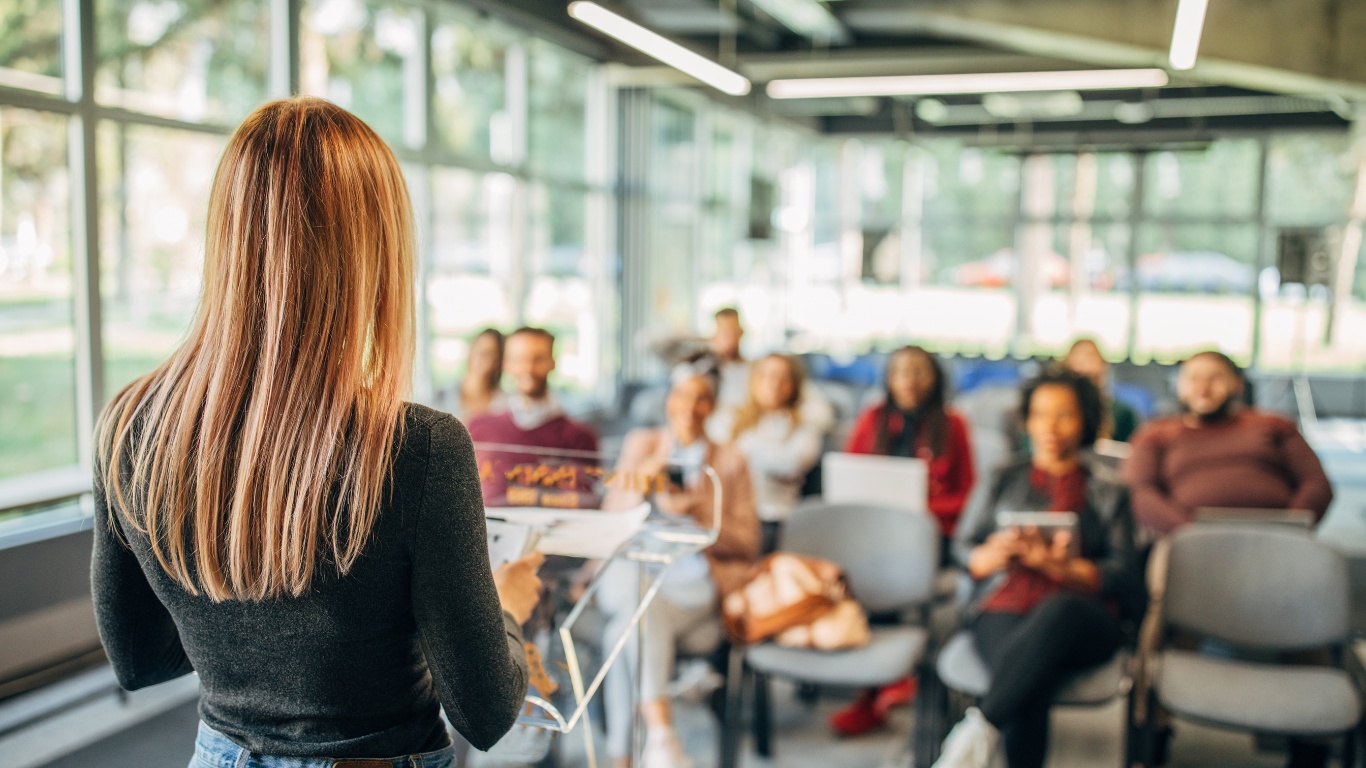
[{"left": 715, "top": 504, "right": 1362, "bottom": 768}]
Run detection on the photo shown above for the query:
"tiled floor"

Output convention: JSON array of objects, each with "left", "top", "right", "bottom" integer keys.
[{"left": 45, "top": 682, "right": 1325, "bottom": 768}]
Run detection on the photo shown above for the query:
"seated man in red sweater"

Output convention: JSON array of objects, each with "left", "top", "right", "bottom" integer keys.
[
  {"left": 466, "top": 327, "right": 599, "bottom": 506},
  {"left": 1124, "top": 350, "right": 1333, "bottom": 538}
]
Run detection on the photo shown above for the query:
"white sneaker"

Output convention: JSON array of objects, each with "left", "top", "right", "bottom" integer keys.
[
  {"left": 666, "top": 658, "right": 724, "bottom": 704},
  {"left": 641, "top": 727, "right": 693, "bottom": 768},
  {"left": 932, "top": 707, "right": 1004, "bottom": 768}
]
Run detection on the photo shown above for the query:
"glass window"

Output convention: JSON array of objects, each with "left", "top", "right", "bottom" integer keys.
[
  {"left": 650, "top": 97, "right": 696, "bottom": 202},
  {"left": 0, "top": 108, "right": 76, "bottom": 480},
  {"left": 96, "top": 0, "right": 270, "bottom": 123},
  {"left": 1132, "top": 223, "right": 1259, "bottom": 362},
  {"left": 431, "top": 10, "right": 513, "bottom": 162},
  {"left": 301, "top": 0, "right": 424, "bottom": 148},
  {"left": 1267, "top": 134, "right": 1356, "bottom": 225},
  {"left": 915, "top": 220, "right": 1017, "bottom": 355},
  {"left": 527, "top": 39, "right": 588, "bottom": 181},
  {"left": 426, "top": 168, "right": 518, "bottom": 394},
  {"left": 1144, "top": 140, "right": 1261, "bottom": 219},
  {"left": 524, "top": 184, "right": 604, "bottom": 395},
  {"left": 922, "top": 141, "right": 1021, "bottom": 220},
  {"left": 99, "top": 124, "right": 225, "bottom": 394},
  {"left": 0, "top": 2, "right": 64, "bottom": 94}
]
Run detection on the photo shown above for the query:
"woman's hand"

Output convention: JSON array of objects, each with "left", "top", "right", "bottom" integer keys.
[
  {"left": 1015, "top": 528, "right": 1073, "bottom": 572},
  {"left": 967, "top": 530, "right": 1020, "bottom": 580},
  {"left": 494, "top": 552, "right": 545, "bottom": 625}
]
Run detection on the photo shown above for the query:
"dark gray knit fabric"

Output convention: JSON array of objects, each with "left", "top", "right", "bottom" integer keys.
[{"left": 91, "top": 404, "right": 528, "bottom": 758}]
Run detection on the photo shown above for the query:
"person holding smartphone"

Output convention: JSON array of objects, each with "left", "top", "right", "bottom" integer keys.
[
  {"left": 596, "top": 361, "right": 760, "bottom": 768},
  {"left": 935, "top": 370, "right": 1143, "bottom": 768},
  {"left": 91, "top": 99, "right": 541, "bottom": 768}
]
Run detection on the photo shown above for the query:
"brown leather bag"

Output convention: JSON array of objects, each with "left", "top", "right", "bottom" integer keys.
[{"left": 722, "top": 553, "right": 869, "bottom": 650}]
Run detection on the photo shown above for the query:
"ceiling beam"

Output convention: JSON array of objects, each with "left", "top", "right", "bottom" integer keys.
[{"left": 838, "top": 2, "right": 1366, "bottom": 102}]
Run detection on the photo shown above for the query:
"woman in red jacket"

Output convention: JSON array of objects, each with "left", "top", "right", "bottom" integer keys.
[{"left": 832, "top": 345, "right": 976, "bottom": 737}]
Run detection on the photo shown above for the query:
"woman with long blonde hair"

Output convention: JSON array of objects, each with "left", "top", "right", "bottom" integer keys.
[
  {"left": 92, "top": 98, "right": 541, "bottom": 767},
  {"left": 720, "top": 354, "right": 826, "bottom": 550}
]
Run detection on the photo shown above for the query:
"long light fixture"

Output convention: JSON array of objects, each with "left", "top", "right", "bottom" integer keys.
[
  {"left": 1168, "top": 0, "right": 1210, "bottom": 70},
  {"left": 568, "top": 1, "right": 751, "bottom": 96},
  {"left": 766, "top": 69, "right": 1170, "bottom": 99}
]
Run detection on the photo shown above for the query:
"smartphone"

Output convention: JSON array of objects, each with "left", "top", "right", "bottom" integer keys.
[{"left": 666, "top": 466, "right": 687, "bottom": 490}]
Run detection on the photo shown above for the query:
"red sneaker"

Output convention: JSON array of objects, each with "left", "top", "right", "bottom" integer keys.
[
  {"left": 828, "top": 691, "right": 886, "bottom": 737},
  {"left": 873, "top": 676, "right": 918, "bottom": 714}
]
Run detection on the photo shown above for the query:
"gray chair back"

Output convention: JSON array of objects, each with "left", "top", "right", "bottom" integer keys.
[
  {"left": 778, "top": 503, "right": 940, "bottom": 613},
  {"left": 1165, "top": 524, "right": 1351, "bottom": 651}
]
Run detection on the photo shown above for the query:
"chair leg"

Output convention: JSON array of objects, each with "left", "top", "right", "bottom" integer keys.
[
  {"left": 1344, "top": 726, "right": 1357, "bottom": 768},
  {"left": 752, "top": 671, "right": 773, "bottom": 759},
  {"left": 912, "top": 668, "right": 943, "bottom": 768},
  {"left": 719, "top": 645, "right": 746, "bottom": 768},
  {"left": 796, "top": 683, "right": 821, "bottom": 708}
]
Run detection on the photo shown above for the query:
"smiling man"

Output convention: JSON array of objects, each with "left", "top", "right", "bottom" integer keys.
[
  {"left": 466, "top": 327, "right": 599, "bottom": 505},
  {"left": 1123, "top": 350, "right": 1333, "bottom": 537}
]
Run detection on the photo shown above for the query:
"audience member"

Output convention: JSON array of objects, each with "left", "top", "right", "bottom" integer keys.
[
  {"left": 597, "top": 364, "right": 760, "bottom": 768},
  {"left": 715, "top": 353, "right": 826, "bottom": 550},
  {"left": 935, "top": 371, "right": 1142, "bottom": 768},
  {"left": 703, "top": 307, "right": 835, "bottom": 441},
  {"left": 1062, "top": 338, "right": 1140, "bottom": 442},
  {"left": 831, "top": 345, "right": 976, "bottom": 737},
  {"left": 466, "top": 327, "right": 599, "bottom": 505},
  {"left": 1124, "top": 350, "right": 1333, "bottom": 537},
  {"left": 710, "top": 307, "right": 750, "bottom": 411},
  {"left": 441, "top": 327, "right": 506, "bottom": 421}
]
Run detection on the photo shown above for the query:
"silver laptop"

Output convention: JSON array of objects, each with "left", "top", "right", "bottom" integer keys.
[
  {"left": 1193, "top": 507, "right": 1316, "bottom": 529},
  {"left": 821, "top": 452, "right": 929, "bottom": 513}
]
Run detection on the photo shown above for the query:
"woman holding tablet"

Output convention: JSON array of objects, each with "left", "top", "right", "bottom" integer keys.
[
  {"left": 91, "top": 98, "right": 540, "bottom": 768},
  {"left": 833, "top": 346, "right": 976, "bottom": 736},
  {"left": 934, "top": 370, "right": 1142, "bottom": 768}
]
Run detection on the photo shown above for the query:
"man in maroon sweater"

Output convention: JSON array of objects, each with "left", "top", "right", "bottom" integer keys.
[
  {"left": 1124, "top": 351, "right": 1333, "bottom": 537},
  {"left": 466, "top": 327, "right": 599, "bottom": 506}
]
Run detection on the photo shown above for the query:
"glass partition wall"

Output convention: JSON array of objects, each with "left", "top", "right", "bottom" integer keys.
[{"left": 0, "top": 0, "right": 618, "bottom": 527}]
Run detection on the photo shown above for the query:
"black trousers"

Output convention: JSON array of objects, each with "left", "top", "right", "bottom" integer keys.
[{"left": 971, "top": 593, "right": 1124, "bottom": 768}]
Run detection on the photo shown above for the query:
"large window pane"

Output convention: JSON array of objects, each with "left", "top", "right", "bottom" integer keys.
[
  {"left": 99, "top": 124, "right": 224, "bottom": 394},
  {"left": 302, "top": 0, "right": 423, "bottom": 148},
  {"left": 1133, "top": 223, "right": 1259, "bottom": 363},
  {"left": 427, "top": 168, "right": 518, "bottom": 394},
  {"left": 431, "top": 10, "right": 512, "bottom": 162},
  {"left": 1267, "top": 134, "right": 1356, "bottom": 225},
  {"left": 527, "top": 39, "right": 588, "bottom": 181},
  {"left": 524, "top": 184, "right": 603, "bottom": 395},
  {"left": 1144, "top": 140, "right": 1260, "bottom": 219},
  {"left": 922, "top": 142, "right": 1021, "bottom": 220},
  {"left": 0, "top": 1, "right": 64, "bottom": 94},
  {"left": 96, "top": 0, "right": 269, "bottom": 123},
  {"left": 914, "top": 220, "right": 1017, "bottom": 355},
  {"left": 0, "top": 108, "right": 75, "bottom": 480}
]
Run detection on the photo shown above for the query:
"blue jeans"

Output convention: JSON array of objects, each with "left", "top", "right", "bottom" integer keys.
[{"left": 190, "top": 722, "right": 457, "bottom": 768}]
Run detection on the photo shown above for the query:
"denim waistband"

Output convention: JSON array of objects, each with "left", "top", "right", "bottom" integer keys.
[{"left": 193, "top": 722, "right": 456, "bottom": 768}]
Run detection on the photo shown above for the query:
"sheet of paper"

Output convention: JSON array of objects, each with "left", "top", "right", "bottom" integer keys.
[
  {"left": 486, "top": 519, "right": 543, "bottom": 568},
  {"left": 487, "top": 503, "right": 651, "bottom": 559}
]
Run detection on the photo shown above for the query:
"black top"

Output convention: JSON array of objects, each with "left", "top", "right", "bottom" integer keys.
[
  {"left": 953, "top": 456, "right": 1146, "bottom": 625},
  {"left": 91, "top": 404, "right": 528, "bottom": 758}
]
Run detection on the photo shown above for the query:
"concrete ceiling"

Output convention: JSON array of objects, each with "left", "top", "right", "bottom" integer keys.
[{"left": 460, "top": 0, "right": 1365, "bottom": 143}]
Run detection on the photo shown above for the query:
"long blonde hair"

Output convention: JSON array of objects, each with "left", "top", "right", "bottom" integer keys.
[
  {"left": 96, "top": 98, "right": 415, "bottom": 602},
  {"left": 729, "top": 354, "right": 805, "bottom": 441}
]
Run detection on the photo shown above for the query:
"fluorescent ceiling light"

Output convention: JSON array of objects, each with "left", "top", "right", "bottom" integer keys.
[
  {"left": 1168, "top": 0, "right": 1210, "bottom": 71},
  {"left": 766, "top": 69, "right": 1170, "bottom": 99},
  {"left": 568, "top": 1, "right": 751, "bottom": 96},
  {"left": 749, "top": 0, "right": 848, "bottom": 44}
]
